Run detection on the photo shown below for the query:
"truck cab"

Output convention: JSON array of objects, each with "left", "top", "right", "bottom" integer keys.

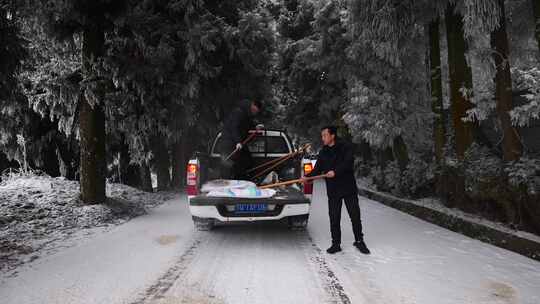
[{"left": 186, "top": 129, "right": 314, "bottom": 230}]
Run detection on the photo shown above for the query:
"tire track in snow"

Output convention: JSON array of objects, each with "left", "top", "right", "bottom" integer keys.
[
  {"left": 130, "top": 237, "right": 202, "bottom": 304},
  {"left": 304, "top": 236, "right": 352, "bottom": 304},
  {"left": 130, "top": 227, "right": 352, "bottom": 304}
]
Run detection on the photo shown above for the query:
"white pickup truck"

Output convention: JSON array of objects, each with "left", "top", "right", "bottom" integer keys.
[{"left": 186, "top": 129, "right": 315, "bottom": 230}]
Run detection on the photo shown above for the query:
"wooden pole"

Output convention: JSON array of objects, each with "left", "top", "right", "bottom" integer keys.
[
  {"left": 259, "top": 174, "right": 326, "bottom": 189},
  {"left": 246, "top": 151, "right": 295, "bottom": 173},
  {"left": 251, "top": 144, "right": 310, "bottom": 180}
]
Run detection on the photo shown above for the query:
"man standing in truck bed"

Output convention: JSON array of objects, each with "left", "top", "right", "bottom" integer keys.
[
  {"left": 220, "top": 99, "right": 263, "bottom": 180},
  {"left": 303, "top": 126, "right": 370, "bottom": 255}
]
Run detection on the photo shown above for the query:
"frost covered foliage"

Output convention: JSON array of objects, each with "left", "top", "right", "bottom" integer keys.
[
  {"left": 462, "top": 0, "right": 502, "bottom": 39},
  {"left": 505, "top": 157, "right": 540, "bottom": 195},
  {"left": 462, "top": 0, "right": 507, "bottom": 123},
  {"left": 361, "top": 157, "right": 434, "bottom": 197},
  {"left": 276, "top": 0, "right": 350, "bottom": 142},
  {"left": 97, "top": 1, "right": 276, "bottom": 163},
  {"left": 437, "top": 143, "right": 540, "bottom": 232},
  {"left": 345, "top": 0, "right": 432, "bottom": 153},
  {"left": 510, "top": 68, "right": 540, "bottom": 127},
  {"left": 0, "top": 7, "right": 75, "bottom": 176},
  {"left": 0, "top": 2, "right": 27, "bottom": 160},
  {"left": 0, "top": 172, "right": 176, "bottom": 271},
  {"left": 18, "top": 20, "right": 81, "bottom": 137},
  {"left": 343, "top": 82, "right": 404, "bottom": 148},
  {"left": 401, "top": 158, "right": 435, "bottom": 195},
  {"left": 465, "top": 44, "right": 496, "bottom": 122},
  {"left": 463, "top": 143, "right": 505, "bottom": 194}
]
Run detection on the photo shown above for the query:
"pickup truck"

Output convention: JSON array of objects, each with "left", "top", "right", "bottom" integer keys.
[{"left": 186, "top": 129, "right": 315, "bottom": 231}]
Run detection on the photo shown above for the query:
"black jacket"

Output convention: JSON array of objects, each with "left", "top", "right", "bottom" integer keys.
[
  {"left": 307, "top": 140, "right": 358, "bottom": 198},
  {"left": 222, "top": 102, "right": 256, "bottom": 144}
]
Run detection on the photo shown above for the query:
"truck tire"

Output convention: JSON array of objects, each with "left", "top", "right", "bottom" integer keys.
[
  {"left": 192, "top": 216, "right": 215, "bottom": 231},
  {"left": 287, "top": 215, "right": 308, "bottom": 230}
]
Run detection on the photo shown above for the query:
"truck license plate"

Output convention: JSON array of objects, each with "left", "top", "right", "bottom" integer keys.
[{"left": 235, "top": 203, "right": 267, "bottom": 213}]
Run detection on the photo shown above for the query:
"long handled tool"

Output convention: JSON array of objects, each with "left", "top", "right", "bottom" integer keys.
[
  {"left": 224, "top": 132, "right": 259, "bottom": 161},
  {"left": 246, "top": 152, "right": 292, "bottom": 173},
  {"left": 259, "top": 174, "right": 326, "bottom": 189},
  {"left": 251, "top": 144, "right": 311, "bottom": 180},
  {"left": 246, "top": 145, "right": 305, "bottom": 174}
]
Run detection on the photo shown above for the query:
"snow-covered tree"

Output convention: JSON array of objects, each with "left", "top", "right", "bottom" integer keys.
[
  {"left": 533, "top": 0, "right": 540, "bottom": 54},
  {"left": 276, "top": 0, "right": 351, "bottom": 143},
  {"left": 0, "top": 1, "right": 27, "bottom": 169},
  {"left": 16, "top": 0, "right": 128, "bottom": 204}
]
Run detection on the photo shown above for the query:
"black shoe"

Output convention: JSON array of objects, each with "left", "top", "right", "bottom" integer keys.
[
  {"left": 353, "top": 240, "right": 371, "bottom": 254},
  {"left": 326, "top": 244, "right": 342, "bottom": 254}
]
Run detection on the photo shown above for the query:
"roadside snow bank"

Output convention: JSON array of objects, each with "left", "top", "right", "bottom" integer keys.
[
  {"left": 357, "top": 184, "right": 540, "bottom": 261},
  {"left": 0, "top": 174, "right": 177, "bottom": 273}
]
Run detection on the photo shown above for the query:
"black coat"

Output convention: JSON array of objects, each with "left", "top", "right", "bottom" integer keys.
[
  {"left": 221, "top": 102, "right": 256, "bottom": 144},
  {"left": 307, "top": 140, "right": 358, "bottom": 198}
]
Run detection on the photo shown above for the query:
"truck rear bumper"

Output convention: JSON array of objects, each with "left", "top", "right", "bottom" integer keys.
[{"left": 189, "top": 203, "right": 310, "bottom": 222}]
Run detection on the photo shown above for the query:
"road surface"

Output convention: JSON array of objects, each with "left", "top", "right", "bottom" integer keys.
[{"left": 1, "top": 181, "right": 539, "bottom": 304}]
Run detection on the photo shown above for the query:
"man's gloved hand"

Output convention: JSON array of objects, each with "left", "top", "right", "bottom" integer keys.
[{"left": 236, "top": 143, "right": 243, "bottom": 150}]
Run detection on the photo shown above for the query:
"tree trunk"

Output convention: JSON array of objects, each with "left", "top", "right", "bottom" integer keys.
[
  {"left": 80, "top": 26, "right": 106, "bottom": 204},
  {"left": 153, "top": 134, "right": 170, "bottom": 191},
  {"left": 428, "top": 19, "right": 446, "bottom": 163},
  {"left": 533, "top": 0, "right": 540, "bottom": 54},
  {"left": 445, "top": 4, "right": 476, "bottom": 160},
  {"left": 171, "top": 136, "right": 186, "bottom": 190},
  {"left": 41, "top": 144, "right": 60, "bottom": 177},
  {"left": 119, "top": 139, "right": 140, "bottom": 188},
  {"left": 56, "top": 138, "right": 79, "bottom": 180},
  {"left": 119, "top": 142, "right": 129, "bottom": 184},
  {"left": 139, "top": 163, "right": 153, "bottom": 192},
  {"left": 491, "top": 0, "right": 522, "bottom": 161},
  {"left": 375, "top": 147, "right": 395, "bottom": 191},
  {"left": 392, "top": 136, "right": 409, "bottom": 171},
  {"left": 358, "top": 140, "right": 372, "bottom": 162},
  {"left": 0, "top": 152, "right": 17, "bottom": 182}
]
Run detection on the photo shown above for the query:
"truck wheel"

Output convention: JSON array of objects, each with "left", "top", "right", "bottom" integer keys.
[
  {"left": 193, "top": 216, "right": 215, "bottom": 231},
  {"left": 288, "top": 215, "right": 308, "bottom": 231}
]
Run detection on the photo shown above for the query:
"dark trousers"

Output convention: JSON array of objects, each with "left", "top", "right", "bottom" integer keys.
[
  {"left": 328, "top": 194, "right": 364, "bottom": 245},
  {"left": 219, "top": 139, "right": 252, "bottom": 180}
]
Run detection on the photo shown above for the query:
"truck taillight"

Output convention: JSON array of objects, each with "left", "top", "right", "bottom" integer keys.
[
  {"left": 303, "top": 162, "right": 313, "bottom": 195},
  {"left": 187, "top": 164, "right": 197, "bottom": 175},
  {"left": 303, "top": 163, "right": 313, "bottom": 175},
  {"left": 186, "top": 163, "right": 198, "bottom": 195}
]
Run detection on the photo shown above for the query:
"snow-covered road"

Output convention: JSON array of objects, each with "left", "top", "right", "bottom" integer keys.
[{"left": 1, "top": 181, "right": 539, "bottom": 304}]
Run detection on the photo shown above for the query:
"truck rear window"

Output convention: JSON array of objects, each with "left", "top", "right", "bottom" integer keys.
[
  {"left": 263, "top": 137, "right": 289, "bottom": 153},
  {"left": 213, "top": 135, "right": 290, "bottom": 154},
  {"left": 247, "top": 137, "right": 289, "bottom": 154}
]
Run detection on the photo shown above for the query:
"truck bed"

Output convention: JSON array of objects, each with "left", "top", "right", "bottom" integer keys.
[{"left": 190, "top": 186, "right": 310, "bottom": 206}]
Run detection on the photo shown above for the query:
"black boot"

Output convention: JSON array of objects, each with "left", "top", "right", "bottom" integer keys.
[
  {"left": 326, "top": 243, "right": 342, "bottom": 254},
  {"left": 353, "top": 240, "right": 370, "bottom": 254}
]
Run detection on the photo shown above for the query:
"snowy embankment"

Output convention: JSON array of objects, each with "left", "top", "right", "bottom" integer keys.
[
  {"left": 0, "top": 173, "right": 178, "bottom": 273},
  {"left": 356, "top": 178, "right": 540, "bottom": 261}
]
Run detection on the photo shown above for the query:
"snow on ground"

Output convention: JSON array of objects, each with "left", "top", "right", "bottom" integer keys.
[
  {"left": 310, "top": 181, "right": 540, "bottom": 304},
  {"left": 0, "top": 180, "right": 539, "bottom": 304},
  {"left": 0, "top": 173, "right": 178, "bottom": 274}
]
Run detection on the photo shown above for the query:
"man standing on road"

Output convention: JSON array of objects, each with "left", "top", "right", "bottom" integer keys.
[
  {"left": 220, "top": 99, "right": 263, "bottom": 180},
  {"left": 303, "top": 126, "right": 370, "bottom": 255}
]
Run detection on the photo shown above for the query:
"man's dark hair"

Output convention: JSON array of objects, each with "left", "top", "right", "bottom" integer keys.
[{"left": 321, "top": 125, "right": 338, "bottom": 137}]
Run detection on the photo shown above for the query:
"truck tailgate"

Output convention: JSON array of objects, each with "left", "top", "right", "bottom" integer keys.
[{"left": 189, "top": 187, "right": 310, "bottom": 206}]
